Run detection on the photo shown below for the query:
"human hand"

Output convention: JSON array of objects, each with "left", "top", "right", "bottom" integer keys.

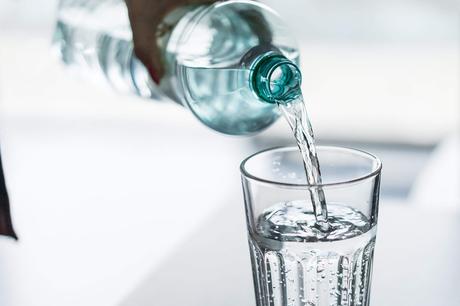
[{"left": 125, "top": 0, "right": 215, "bottom": 83}]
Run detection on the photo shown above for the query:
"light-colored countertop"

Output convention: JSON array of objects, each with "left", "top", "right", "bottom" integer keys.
[
  {"left": 0, "top": 107, "right": 254, "bottom": 306},
  {"left": 120, "top": 201, "right": 460, "bottom": 306},
  {"left": 0, "top": 107, "right": 458, "bottom": 305}
]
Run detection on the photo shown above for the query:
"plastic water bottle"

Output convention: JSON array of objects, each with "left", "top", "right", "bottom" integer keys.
[{"left": 53, "top": 0, "right": 301, "bottom": 135}]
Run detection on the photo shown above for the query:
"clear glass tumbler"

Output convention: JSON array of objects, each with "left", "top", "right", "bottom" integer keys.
[{"left": 240, "top": 146, "right": 382, "bottom": 306}]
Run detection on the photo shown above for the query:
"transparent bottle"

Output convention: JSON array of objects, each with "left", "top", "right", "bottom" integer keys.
[{"left": 53, "top": 0, "right": 301, "bottom": 135}]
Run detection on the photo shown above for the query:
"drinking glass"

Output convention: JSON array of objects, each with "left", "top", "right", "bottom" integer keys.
[{"left": 240, "top": 146, "right": 382, "bottom": 306}]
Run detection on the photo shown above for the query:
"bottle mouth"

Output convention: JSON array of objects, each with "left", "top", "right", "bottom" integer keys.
[{"left": 251, "top": 53, "right": 302, "bottom": 104}]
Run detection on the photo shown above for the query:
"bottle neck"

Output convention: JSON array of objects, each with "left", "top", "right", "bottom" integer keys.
[{"left": 250, "top": 53, "right": 302, "bottom": 104}]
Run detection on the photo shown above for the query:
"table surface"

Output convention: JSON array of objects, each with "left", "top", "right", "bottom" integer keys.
[
  {"left": 121, "top": 202, "right": 460, "bottom": 306},
  {"left": 1, "top": 110, "right": 459, "bottom": 306}
]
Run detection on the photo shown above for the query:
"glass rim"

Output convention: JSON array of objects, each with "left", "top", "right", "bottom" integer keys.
[{"left": 240, "top": 145, "right": 382, "bottom": 188}]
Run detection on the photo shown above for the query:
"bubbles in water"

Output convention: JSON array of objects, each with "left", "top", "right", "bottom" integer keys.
[
  {"left": 249, "top": 198, "right": 376, "bottom": 306},
  {"left": 257, "top": 201, "right": 371, "bottom": 242}
]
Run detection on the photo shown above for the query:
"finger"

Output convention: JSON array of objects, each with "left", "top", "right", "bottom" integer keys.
[
  {"left": 126, "top": 0, "right": 215, "bottom": 83},
  {"left": 125, "top": 0, "right": 166, "bottom": 83}
]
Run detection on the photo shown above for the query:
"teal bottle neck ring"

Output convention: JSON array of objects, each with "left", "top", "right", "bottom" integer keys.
[{"left": 250, "top": 53, "right": 302, "bottom": 104}]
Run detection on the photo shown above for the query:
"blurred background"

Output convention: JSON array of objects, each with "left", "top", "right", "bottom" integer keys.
[{"left": 0, "top": 0, "right": 459, "bottom": 305}]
